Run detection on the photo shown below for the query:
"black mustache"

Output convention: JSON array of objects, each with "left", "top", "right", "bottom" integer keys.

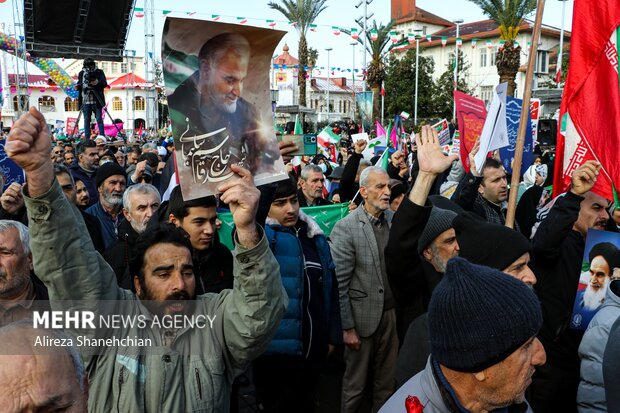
[{"left": 166, "top": 291, "right": 191, "bottom": 301}]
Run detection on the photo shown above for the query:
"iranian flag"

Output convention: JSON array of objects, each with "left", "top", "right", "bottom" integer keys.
[
  {"left": 318, "top": 126, "right": 341, "bottom": 147},
  {"left": 554, "top": 0, "right": 620, "bottom": 201},
  {"left": 318, "top": 127, "right": 341, "bottom": 162}
]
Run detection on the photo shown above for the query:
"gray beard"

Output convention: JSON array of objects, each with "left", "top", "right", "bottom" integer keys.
[{"left": 583, "top": 281, "right": 608, "bottom": 310}]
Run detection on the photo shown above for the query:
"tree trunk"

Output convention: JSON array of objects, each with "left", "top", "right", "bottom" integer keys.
[
  {"left": 298, "top": 35, "right": 307, "bottom": 107},
  {"left": 371, "top": 85, "right": 380, "bottom": 123},
  {"left": 496, "top": 41, "right": 521, "bottom": 97}
]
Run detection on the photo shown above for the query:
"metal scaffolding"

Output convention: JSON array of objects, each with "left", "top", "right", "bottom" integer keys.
[{"left": 143, "top": 0, "right": 157, "bottom": 131}]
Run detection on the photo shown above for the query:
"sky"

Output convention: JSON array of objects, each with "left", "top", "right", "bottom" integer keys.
[{"left": 0, "top": 0, "right": 574, "bottom": 75}]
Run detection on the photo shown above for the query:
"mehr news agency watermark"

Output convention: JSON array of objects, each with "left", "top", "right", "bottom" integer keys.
[{"left": 30, "top": 310, "right": 217, "bottom": 349}]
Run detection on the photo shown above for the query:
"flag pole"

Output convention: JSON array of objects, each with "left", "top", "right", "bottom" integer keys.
[
  {"left": 505, "top": 0, "right": 546, "bottom": 229},
  {"left": 381, "top": 81, "right": 385, "bottom": 125}
]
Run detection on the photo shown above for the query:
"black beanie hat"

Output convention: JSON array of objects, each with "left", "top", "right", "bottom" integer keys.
[
  {"left": 273, "top": 174, "right": 298, "bottom": 200},
  {"left": 95, "top": 161, "right": 127, "bottom": 188},
  {"left": 428, "top": 257, "right": 542, "bottom": 372},
  {"left": 588, "top": 242, "right": 619, "bottom": 268},
  {"left": 417, "top": 207, "right": 458, "bottom": 254},
  {"left": 453, "top": 213, "right": 531, "bottom": 271}
]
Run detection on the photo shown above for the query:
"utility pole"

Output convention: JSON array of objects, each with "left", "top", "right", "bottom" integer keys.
[
  {"left": 453, "top": 19, "right": 464, "bottom": 121},
  {"left": 355, "top": 0, "right": 374, "bottom": 91},
  {"left": 144, "top": 0, "right": 156, "bottom": 130},
  {"left": 325, "top": 47, "right": 332, "bottom": 123}
]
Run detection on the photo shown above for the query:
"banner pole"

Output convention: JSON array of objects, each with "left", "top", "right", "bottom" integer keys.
[{"left": 505, "top": 0, "right": 546, "bottom": 229}]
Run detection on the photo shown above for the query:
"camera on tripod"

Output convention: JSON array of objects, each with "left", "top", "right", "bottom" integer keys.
[{"left": 81, "top": 58, "right": 97, "bottom": 90}]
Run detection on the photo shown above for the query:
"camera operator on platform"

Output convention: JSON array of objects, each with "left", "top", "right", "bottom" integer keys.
[{"left": 75, "top": 57, "right": 107, "bottom": 138}]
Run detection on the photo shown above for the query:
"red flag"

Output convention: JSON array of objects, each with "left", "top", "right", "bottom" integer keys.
[{"left": 554, "top": 0, "right": 620, "bottom": 200}]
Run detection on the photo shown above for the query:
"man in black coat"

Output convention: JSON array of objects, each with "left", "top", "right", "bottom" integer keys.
[
  {"left": 386, "top": 126, "right": 459, "bottom": 341},
  {"left": 528, "top": 160, "right": 611, "bottom": 413},
  {"left": 104, "top": 183, "right": 161, "bottom": 290},
  {"left": 75, "top": 57, "right": 107, "bottom": 137}
]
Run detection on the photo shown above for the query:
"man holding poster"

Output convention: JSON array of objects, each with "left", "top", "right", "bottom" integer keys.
[{"left": 164, "top": 19, "right": 286, "bottom": 199}]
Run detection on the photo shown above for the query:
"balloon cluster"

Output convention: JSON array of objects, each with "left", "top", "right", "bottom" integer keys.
[{"left": 0, "top": 32, "right": 78, "bottom": 98}]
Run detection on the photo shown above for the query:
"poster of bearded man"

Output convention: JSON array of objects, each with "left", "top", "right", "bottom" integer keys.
[
  {"left": 570, "top": 229, "right": 620, "bottom": 330},
  {"left": 163, "top": 17, "right": 287, "bottom": 199}
]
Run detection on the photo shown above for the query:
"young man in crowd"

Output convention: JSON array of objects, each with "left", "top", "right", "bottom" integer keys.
[
  {"left": 168, "top": 186, "right": 233, "bottom": 294},
  {"left": 69, "top": 140, "right": 100, "bottom": 207},
  {"left": 253, "top": 175, "right": 341, "bottom": 412}
]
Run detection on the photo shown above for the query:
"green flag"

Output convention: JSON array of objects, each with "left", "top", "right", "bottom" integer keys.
[
  {"left": 294, "top": 114, "right": 303, "bottom": 134},
  {"left": 217, "top": 203, "right": 351, "bottom": 251}
]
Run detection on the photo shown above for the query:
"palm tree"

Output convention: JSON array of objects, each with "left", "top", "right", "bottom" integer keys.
[
  {"left": 468, "top": 0, "right": 536, "bottom": 96},
  {"left": 268, "top": 0, "right": 327, "bottom": 107},
  {"left": 344, "top": 20, "right": 394, "bottom": 121}
]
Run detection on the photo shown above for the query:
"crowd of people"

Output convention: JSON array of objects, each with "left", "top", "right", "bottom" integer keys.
[{"left": 0, "top": 107, "right": 620, "bottom": 413}]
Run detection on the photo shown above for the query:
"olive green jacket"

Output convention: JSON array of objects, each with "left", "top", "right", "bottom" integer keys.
[{"left": 25, "top": 180, "right": 286, "bottom": 412}]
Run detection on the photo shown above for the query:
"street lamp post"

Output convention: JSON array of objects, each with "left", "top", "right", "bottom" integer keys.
[
  {"left": 350, "top": 42, "right": 357, "bottom": 119},
  {"left": 413, "top": 28, "right": 423, "bottom": 125},
  {"left": 453, "top": 19, "right": 464, "bottom": 120},
  {"left": 325, "top": 47, "right": 332, "bottom": 123},
  {"left": 557, "top": 0, "right": 568, "bottom": 88}
]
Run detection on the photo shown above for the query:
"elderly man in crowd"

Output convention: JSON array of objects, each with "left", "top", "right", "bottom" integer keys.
[
  {"left": 0, "top": 321, "right": 88, "bottom": 412},
  {"left": 104, "top": 183, "right": 161, "bottom": 289},
  {"left": 331, "top": 165, "right": 397, "bottom": 413},
  {"left": 85, "top": 162, "right": 127, "bottom": 249},
  {"left": 0, "top": 220, "right": 48, "bottom": 326},
  {"left": 297, "top": 164, "right": 331, "bottom": 207},
  {"left": 380, "top": 258, "right": 546, "bottom": 412},
  {"left": 5, "top": 106, "right": 286, "bottom": 412}
]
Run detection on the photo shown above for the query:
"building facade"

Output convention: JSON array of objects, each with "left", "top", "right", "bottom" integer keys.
[
  {"left": 0, "top": 56, "right": 156, "bottom": 134},
  {"left": 391, "top": 0, "right": 570, "bottom": 115}
]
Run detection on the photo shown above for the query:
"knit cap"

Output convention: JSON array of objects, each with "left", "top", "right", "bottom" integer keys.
[
  {"left": 428, "top": 257, "right": 542, "bottom": 372},
  {"left": 417, "top": 207, "right": 458, "bottom": 254},
  {"left": 95, "top": 161, "right": 127, "bottom": 188},
  {"left": 453, "top": 212, "right": 531, "bottom": 270}
]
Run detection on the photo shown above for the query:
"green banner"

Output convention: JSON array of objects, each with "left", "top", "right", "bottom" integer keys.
[{"left": 218, "top": 203, "right": 351, "bottom": 250}]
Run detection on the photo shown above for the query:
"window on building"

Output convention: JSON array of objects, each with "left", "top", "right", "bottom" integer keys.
[
  {"left": 535, "top": 50, "right": 549, "bottom": 74},
  {"left": 480, "top": 86, "right": 494, "bottom": 105},
  {"left": 133, "top": 96, "right": 145, "bottom": 111},
  {"left": 422, "top": 26, "right": 427, "bottom": 35},
  {"left": 38, "top": 96, "right": 55, "bottom": 112},
  {"left": 480, "top": 49, "right": 488, "bottom": 67},
  {"left": 339, "top": 100, "right": 342, "bottom": 113},
  {"left": 13, "top": 95, "right": 29, "bottom": 112},
  {"left": 112, "top": 62, "right": 119, "bottom": 73},
  {"left": 64, "top": 97, "right": 79, "bottom": 111},
  {"left": 112, "top": 97, "right": 123, "bottom": 111},
  {"left": 101, "top": 62, "right": 109, "bottom": 72},
  {"left": 490, "top": 48, "right": 497, "bottom": 66},
  {"left": 121, "top": 62, "right": 127, "bottom": 73}
]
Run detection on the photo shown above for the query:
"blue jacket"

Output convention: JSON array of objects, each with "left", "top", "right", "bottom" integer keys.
[
  {"left": 264, "top": 212, "right": 341, "bottom": 358},
  {"left": 86, "top": 202, "right": 124, "bottom": 250},
  {"left": 69, "top": 162, "right": 98, "bottom": 208}
]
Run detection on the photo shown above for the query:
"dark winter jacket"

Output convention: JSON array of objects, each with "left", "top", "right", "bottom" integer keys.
[
  {"left": 192, "top": 235, "right": 234, "bottom": 295},
  {"left": 385, "top": 197, "right": 441, "bottom": 341},
  {"left": 264, "top": 212, "right": 341, "bottom": 359},
  {"left": 69, "top": 162, "right": 97, "bottom": 208},
  {"left": 530, "top": 192, "right": 585, "bottom": 383},
  {"left": 103, "top": 219, "right": 140, "bottom": 290}
]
